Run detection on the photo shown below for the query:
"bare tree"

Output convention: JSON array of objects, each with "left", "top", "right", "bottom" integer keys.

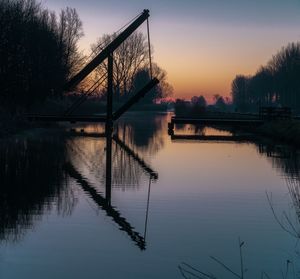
[
  {"left": 90, "top": 31, "right": 148, "bottom": 100},
  {"left": 0, "top": 0, "right": 84, "bottom": 112},
  {"left": 231, "top": 75, "right": 250, "bottom": 112},
  {"left": 58, "top": 7, "right": 84, "bottom": 78},
  {"left": 131, "top": 63, "right": 173, "bottom": 104},
  {"left": 191, "top": 96, "right": 207, "bottom": 107}
]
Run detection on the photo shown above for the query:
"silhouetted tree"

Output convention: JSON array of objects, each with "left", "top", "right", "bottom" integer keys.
[
  {"left": 191, "top": 95, "right": 207, "bottom": 107},
  {"left": 130, "top": 64, "right": 173, "bottom": 104},
  {"left": 174, "top": 99, "right": 190, "bottom": 117},
  {"left": 231, "top": 75, "right": 253, "bottom": 111},
  {"left": 248, "top": 67, "right": 274, "bottom": 106},
  {"left": 0, "top": 0, "right": 83, "bottom": 112},
  {"left": 268, "top": 42, "right": 300, "bottom": 109},
  {"left": 91, "top": 32, "right": 148, "bottom": 100},
  {"left": 90, "top": 32, "right": 173, "bottom": 103},
  {"left": 188, "top": 95, "right": 207, "bottom": 115},
  {"left": 231, "top": 42, "right": 300, "bottom": 112},
  {"left": 214, "top": 95, "right": 226, "bottom": 111},
  {"left": 58, "top": 7, "right": 84, "bottom": 78}
]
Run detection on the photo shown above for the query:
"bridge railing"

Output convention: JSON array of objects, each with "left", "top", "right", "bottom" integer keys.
[{"left": 259, "top": 107, "right": 291, "bottom": 120}]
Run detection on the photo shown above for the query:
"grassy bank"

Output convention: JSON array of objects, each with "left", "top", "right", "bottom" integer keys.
[
  {"left": 0, "top": 109, "right": 55, "bottom": 139},
  {"left": 0, "top": 117, "right": 41, "bottom": 138},
  {"left": 254, "top": 119, "right": 300, "bottom": 145}
]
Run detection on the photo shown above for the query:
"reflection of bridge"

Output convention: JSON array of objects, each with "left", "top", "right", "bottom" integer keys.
[
  {"left": 67, "top": 130, "right": 158, "bottom": 179},
  {"left": 64, "top": 162, "right": 147, "bottom": 250},
  {"left": 65, "top": 130, "right": 158, "bottom": 250},
  {"left": 170, "top": 134, "right": 256, "bottom": 142},
  {"left": 168, "top": 115, "right": 263, "bottom": 136},
  {"left": 113, "top": 135, "right": 158, "bottom": 179}
]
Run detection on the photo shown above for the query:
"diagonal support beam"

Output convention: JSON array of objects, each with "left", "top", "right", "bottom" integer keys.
[
  {"left": 113, "top": 134, "right": 158, "bottom": 179},
  {"left": 65, "top": 10, "right": 150, "bottom": 91},
  {"left": 64, "top": 162, "right": 146, "bottom": 250},
  {"left": 113, "top": 78, "right": 159, "bottom": 121}
]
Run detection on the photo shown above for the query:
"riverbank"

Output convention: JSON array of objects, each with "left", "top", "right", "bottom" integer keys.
[
  {"left": 173, "top": 109, "right": 300, "bottom": 146},
  {"left": 0, "top": 115, "right": 56, "bottom": 139},
  {"left": 254, "top": 119, "right": 300, "bottom": 146},
  {"left": 0, "top": 107, "right": 169, "bottom": 139},
  {"left": 0, "top": 115, "right": 30, "bottom": 138}
]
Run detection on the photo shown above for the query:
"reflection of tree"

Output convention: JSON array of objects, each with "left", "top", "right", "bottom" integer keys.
[
  {"left": 115, "top": 113, "right": 166, "bottom": 156},
  {"left": 66, "top": 131, "right": 158, "bottom": 189},
  {"left": 257, "top": 143, "right": 300, "bottom": 180},
  {"left": 286, "top": 177, "right": 300, "bottom": 220},
  {"left": 257, "top": 142, "right": 300, "bottom": 237},
  {"left": 261, "top": 143, "right": 300, "bottom": 224},
  {"left": 0, "top": 113, "right": 162, "bottom": 244},
  {"left": 112, "top": 140, "right": 144, "bottom": 189},
  {"left": 66, "top": 113, "right": 164, "bottom": 189},
  {"left": 66, "top": 137, "right": 107, "bottom": 185},
  {"left": 0, "top": 136, "right": 76, "bottom": 242},
  {"left": 175, "top": 124, "right": 206, "bottom": 136}
]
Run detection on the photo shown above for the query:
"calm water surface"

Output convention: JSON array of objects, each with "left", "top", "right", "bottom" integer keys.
[{"left": 0, "top": 112, "right": 300, "bottom": 278}]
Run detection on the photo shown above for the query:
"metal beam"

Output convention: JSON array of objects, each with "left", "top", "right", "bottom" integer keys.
[
  {"left": 113, "top": 134, "right": 158, "bottom": 179},
  {"left": 65, "top": 10, "right": 150, "bottom": 91},
  {"left": 113, "top": 78, "right": 159, "bottom": 120}
]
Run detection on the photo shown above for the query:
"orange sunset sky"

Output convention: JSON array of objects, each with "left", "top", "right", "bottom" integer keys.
[{"left": 43, "top": 0, "right": 300, "bottom": 101}]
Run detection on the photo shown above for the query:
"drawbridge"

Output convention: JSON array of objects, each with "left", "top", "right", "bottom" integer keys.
[{"left": 27, "top": 9, "right": 159, "bottom": 130}]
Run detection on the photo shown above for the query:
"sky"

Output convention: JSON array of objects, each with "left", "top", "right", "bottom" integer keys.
[{"left": 42, "top": 0, "right": 300, "bottom": 101}]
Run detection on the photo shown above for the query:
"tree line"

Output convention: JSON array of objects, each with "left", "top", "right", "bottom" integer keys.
[
  {"left": 0, "top": 0, "right": 83, "bottom": 113},
  {"left": 232, "top": 42, "right": 300, "bottom": 113},
  {"left": 174, "top": 93, "right": 232, "bottom": 117}
]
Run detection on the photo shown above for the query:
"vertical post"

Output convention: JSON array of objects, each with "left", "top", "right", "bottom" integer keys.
[
  {"left": 105, "top": 52, "right": 113, "bottom": 205},
  {"left": 106, "top": 52, "right": 113, "bottom": 133},
  {"left": 105, "top": 134, "right": 112, "bottom": 205},
  {"left": 143, "top": 178, "right": 152, "bottom": 241},
  {"left": 168, "top": 119, "right": 174, "bottom": 136}
]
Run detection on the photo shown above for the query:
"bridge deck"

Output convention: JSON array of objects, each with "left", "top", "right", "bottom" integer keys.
[
  {"left": 27, "top": 114, "right": 107, "bottom": 123},
  {"left": 170, "top": 117, "right": 263, "bottom": 126},
  {"left": 170, "top": 134, "right": 256, "bottom": 142}
]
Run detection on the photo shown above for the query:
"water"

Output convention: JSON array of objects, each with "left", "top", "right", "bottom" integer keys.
[{"left": 0, "top": 112, "right": 300, "bottom": 278}]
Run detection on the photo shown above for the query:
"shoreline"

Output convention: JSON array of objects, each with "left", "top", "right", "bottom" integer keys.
[
  {"left": 3, "top": 113, "right": 300, "bottom": 148},
  {"left": 0, "top": 117, "right": 57, "bottom": 140},
  {"left": 172, "top": 111, "right": 300, "bottom": 147},
  {"left": 254, "top": 119, "right": 300, "bottom": 146},
  {"left": 0, "top": 110, "right": 170, "bottom": 140}
]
